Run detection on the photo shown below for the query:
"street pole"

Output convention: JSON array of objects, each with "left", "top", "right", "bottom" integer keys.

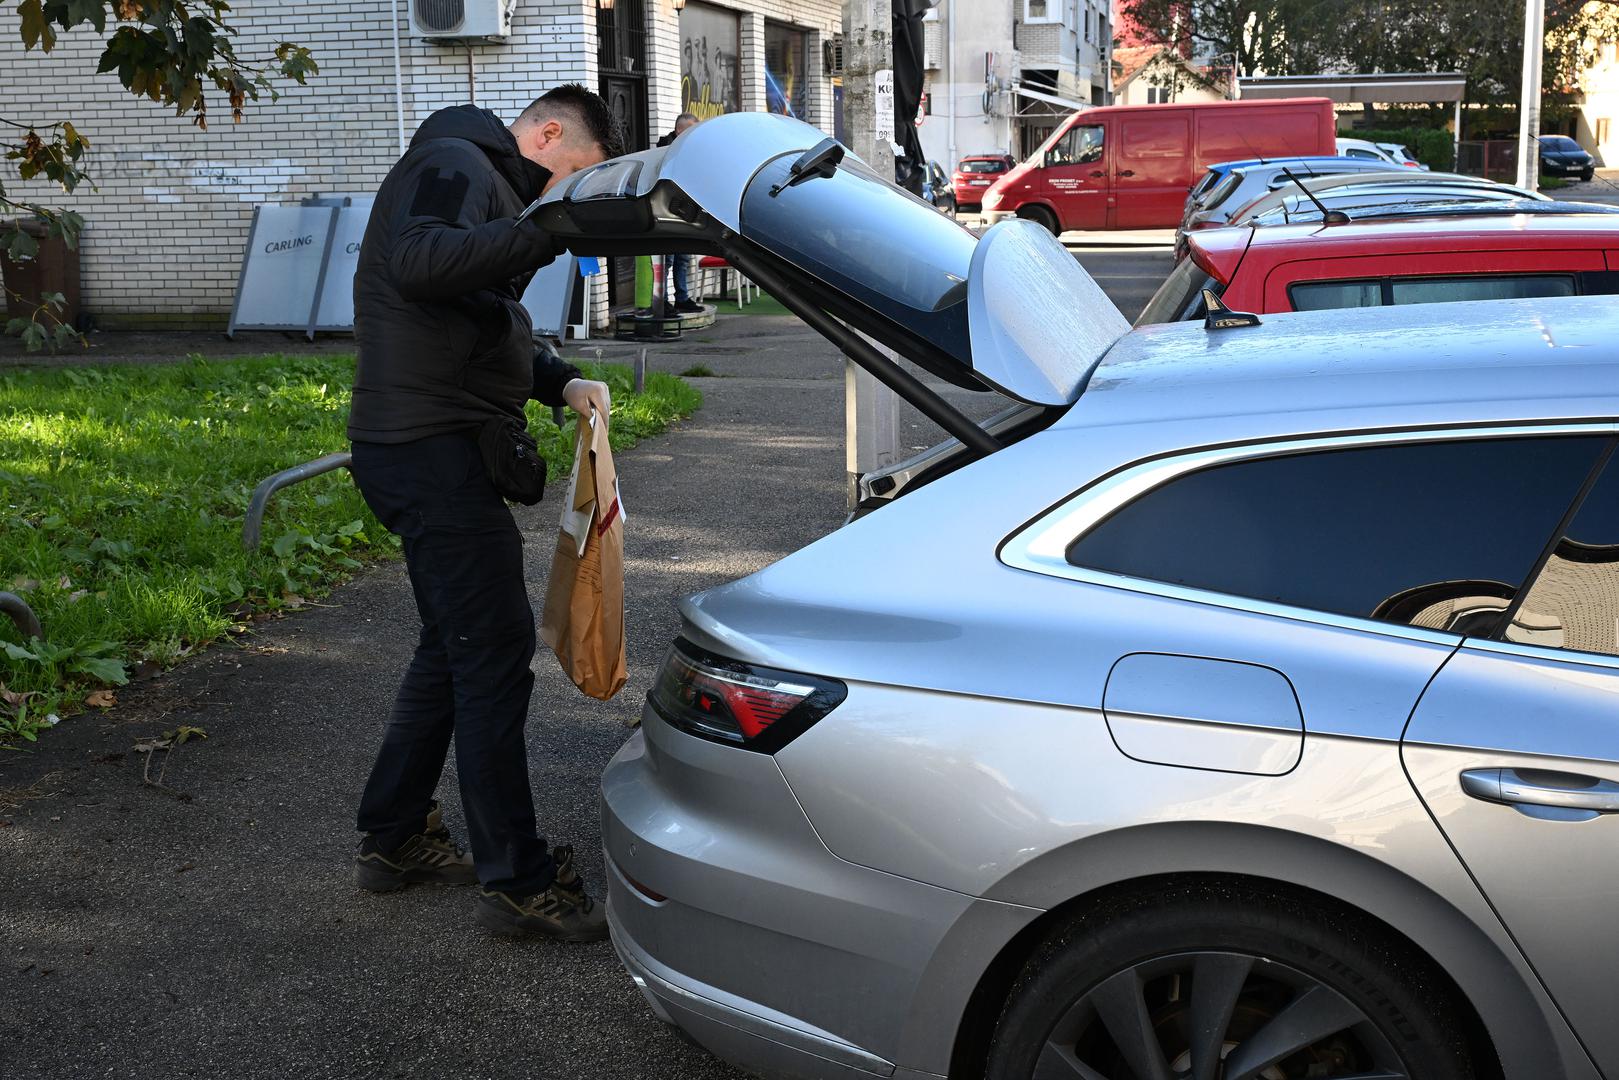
[
  {"left": 842, "top": 0, "right": 901, "bottom": 511},
  {"left": 1516, "top": 0, "right": 1545, "bottom": 190}
]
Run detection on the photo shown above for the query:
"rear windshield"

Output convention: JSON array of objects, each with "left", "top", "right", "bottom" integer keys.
[
  {"left": 1200, "top": 171, "right": 1244, "bottom": 212},
  {"left": 1136, "top": 256, "right": 1215, "bottom": 325},
  {"left": 741, "top": 152, "right": 975, "bottom": 363},
  {"left": 960, "top": 159, "right": 1007, "bottom": 173},
  {"left": 1190, "top": 169, "right": 1223, "bottom": 200}
]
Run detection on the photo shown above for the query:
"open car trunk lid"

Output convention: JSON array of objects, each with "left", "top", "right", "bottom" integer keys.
[{"left": 531, "top": 113, "right": 1128, "bottom": 460}]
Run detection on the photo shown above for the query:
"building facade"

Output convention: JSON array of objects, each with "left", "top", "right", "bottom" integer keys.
[
  {"left": 917, "top": 0, "right": 1111, "bottom": 172},
  {"left": 1576, "top": 37, "right": 1619, "bottom": 166},
  {"left": 0, "top": 0, "right": 840, "bottom": 331}
]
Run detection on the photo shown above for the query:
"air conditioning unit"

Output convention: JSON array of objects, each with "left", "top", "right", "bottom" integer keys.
[
  {"left": 410, "top": 0, "right": 513, "bottom": 41},
  {"left": 823, "top": 35, "right": 846, "bottom": 77}
]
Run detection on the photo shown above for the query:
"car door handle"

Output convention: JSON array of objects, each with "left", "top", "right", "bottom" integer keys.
[
  {"left": 1089, "top": 170, "right": 1104, "bottom": 178},
  {"left": 1461, "top": 768, "right": 1619, "bottom": 812},
  {"left": 1118, "top": 169, "right": 1135, "bottom": 177}
]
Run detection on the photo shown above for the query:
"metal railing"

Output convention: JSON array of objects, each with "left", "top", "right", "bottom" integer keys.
[{"left": 241, "top": 452, "right": 353, "bottom": 551}]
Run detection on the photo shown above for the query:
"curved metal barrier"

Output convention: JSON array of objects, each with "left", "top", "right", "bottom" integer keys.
[
  {"left": 0, "top": 592, "right": 43, "bottom": 642},
  {"left": 241, "top": 452, "right": 353, "bottom": 552}
]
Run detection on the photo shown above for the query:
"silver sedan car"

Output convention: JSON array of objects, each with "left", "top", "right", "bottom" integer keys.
[{"left": 536, "top": 114, "right": 1619, "bottom": 1080}]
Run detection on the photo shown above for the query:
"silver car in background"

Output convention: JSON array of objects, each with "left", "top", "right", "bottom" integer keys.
[{"left": 538, "top": 114, "right": 1619, "bottom": 1080}]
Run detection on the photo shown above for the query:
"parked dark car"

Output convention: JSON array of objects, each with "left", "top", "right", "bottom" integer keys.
[
  {"left": 951, "top": 153, "right": 1014, "bottom": 208},
  {"left": 1539, "top": 135, "right": 1596, "bottom": 181}
]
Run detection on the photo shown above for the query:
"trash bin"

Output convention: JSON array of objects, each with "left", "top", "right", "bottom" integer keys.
[{"left": 1, "top": 218, "right": 82, "bottom": 329}]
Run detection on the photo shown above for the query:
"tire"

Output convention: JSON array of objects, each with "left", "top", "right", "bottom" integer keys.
[
  {"left": 1016, "top": 205, "right": 1061, "bottom": 236},
  {"left": 1582, "top": 169, "right": 1594, "bottom": 182},
  {"left": 985, "top": 882, "right": 1474, "bottom": 1080}
]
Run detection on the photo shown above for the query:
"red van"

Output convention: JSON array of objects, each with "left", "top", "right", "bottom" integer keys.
[{"left": 980, "top": 98, "right": 1336, "bottom": 233}]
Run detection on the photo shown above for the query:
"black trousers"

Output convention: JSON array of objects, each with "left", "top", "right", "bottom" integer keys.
[{"left": 349, "top": 431, "right": 555, "bottom": 896}]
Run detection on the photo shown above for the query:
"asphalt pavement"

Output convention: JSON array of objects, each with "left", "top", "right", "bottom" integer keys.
[{"left": 0, "top": 253, "right": 1165, "bottom": 1079}]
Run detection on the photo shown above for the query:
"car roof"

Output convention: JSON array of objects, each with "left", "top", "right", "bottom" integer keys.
[
  {"left": 1069, "top": 295, "right": 1619, "bottom": 439},
  {"left": 1193, "top": 210, "right": 1619, "bottom": 265}
]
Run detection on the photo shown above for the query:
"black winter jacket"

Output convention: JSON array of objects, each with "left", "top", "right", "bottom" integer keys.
[{"left": 348, "top": 106, "right": 582, "bottom": 443}]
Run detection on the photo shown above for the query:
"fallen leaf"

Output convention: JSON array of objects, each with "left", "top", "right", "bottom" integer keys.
[
  {"left": 10, "top": 576, "right": 38, "bottom": 591},
  {"left": 281, "top": 593, "right": 305, "bottom": 609},
  {"left": 163, "top": 725, "right": 207, "bottom": 746},
  {"left": 175, "top": 862, "right": 194, "bottom": 873},
  {"left": 0, "top": 685, "right": 35, "bottom": 709},
  {"left": 85, "top": 690, "right": 116, "bottom": 708},
  {"left": 56, "top": 575, "right": 72, "bottom": 590},
  {"left": 66, "top": 589, "right": 88, "bottom": 603}
]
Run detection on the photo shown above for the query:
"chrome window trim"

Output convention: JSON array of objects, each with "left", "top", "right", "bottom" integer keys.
[
  {"left": 1000, "top": 422, "right": 1619, "bottom": 646},
  {"left": 1463, "top": 635, "right": 1619, "bottom": 673}
]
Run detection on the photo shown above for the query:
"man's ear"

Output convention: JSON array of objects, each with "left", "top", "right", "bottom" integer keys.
[{"left": 537, "top": 118, "right": 565, "bottom": 149}]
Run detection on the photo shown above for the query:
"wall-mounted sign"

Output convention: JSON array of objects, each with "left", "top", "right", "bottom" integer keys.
[
  {"left": 874, "top": 68, "right": 896, "bottom": 143},
  {"left": 680, "top": 2, "right": 740, "bottom": 119}
]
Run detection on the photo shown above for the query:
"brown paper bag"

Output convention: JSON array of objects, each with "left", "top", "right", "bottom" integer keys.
[{"left": 539, "top": 412, "right": 628, "bottom": 701}]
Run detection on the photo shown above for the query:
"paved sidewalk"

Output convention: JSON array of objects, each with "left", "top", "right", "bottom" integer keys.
[
  {"left": 0, "top": 311, "right": 1004, "bottom": 1079},
  {"left": 1545, "top": 166, "right": 1619, "bottom": 206}
]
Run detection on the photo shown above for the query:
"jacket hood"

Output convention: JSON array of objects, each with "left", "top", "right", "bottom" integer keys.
[{"left": 410, "top": 105, "right": 551, "bottom": 201}]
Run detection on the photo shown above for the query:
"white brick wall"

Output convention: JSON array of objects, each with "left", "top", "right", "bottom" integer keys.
[{"left": 0, "top": 0, "right": 837, "bottom": 330}]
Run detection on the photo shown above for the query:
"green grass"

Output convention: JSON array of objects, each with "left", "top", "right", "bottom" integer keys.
[
  {"left": 0, "top": 354, "right": 700, "bottom": 744},
  {"left": 1538, "top": 176, "right": 1570, "bottom": 190},
  {"left": 717, "top": 291, "right": 793, "bottom": 318}
]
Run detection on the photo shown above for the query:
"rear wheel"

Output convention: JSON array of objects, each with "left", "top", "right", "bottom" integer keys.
[
  {"left": 1582, "top": 168, "right": 1595, "bottom": 182},
  {"left": 985, "top": 884, "right": 1474, "bottom": 1080},
  {"left": 1016, "top": 205, "right": 1061, "bottom": 236}
]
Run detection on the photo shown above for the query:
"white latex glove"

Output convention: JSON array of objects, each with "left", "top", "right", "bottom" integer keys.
[{"left": 562, "top": 378, "right": 611, "bottom": 420}]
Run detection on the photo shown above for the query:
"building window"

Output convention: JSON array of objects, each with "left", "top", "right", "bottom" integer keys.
[
  {"left": 1599, "top": 118, "right": 1612, "bottom": 144},
  {"left": 680, "top": 2, "right": 741, "bottom": 119},
  {"left": 1147, "top": 85, "right": 1169, "bottom": 104},
  {"left": 764, "top": 22, "right": 809, "bottom": 121},
  {"left": 1026, "top": 0, "right": 1052, "bottom": 22}
]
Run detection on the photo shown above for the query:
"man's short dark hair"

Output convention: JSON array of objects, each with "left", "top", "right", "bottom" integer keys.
[
  {"left": 521, "top": 84, "right": 626, "bottom": 159},
  {"left": 675, "top": 112, "right": 699, "bottom": 126}
]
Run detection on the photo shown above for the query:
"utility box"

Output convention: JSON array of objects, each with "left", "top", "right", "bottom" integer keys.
[
  {"left": 1, "top": 219, "right": 82, "bottom": 330},
  {"left": 410, "top": 0, "right": 513, "bottom": 41}
]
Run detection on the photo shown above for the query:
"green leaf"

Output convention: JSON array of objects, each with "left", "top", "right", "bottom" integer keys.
[
  {"left": 2, "top": 642, "right": 40, "bottom": 663},
  {"left": 63, "top": 0, "right": 108, "bottom": 32},
  {"left": 7, "top": 229, "right": 39, "bottom": 262},
  {"left": 72, "top": 656, "right": 129, "bottom": 686},
  {"left": 270, "top": 531, "right": 299, "bottom": 559},
  {"left": 21, "top": 323, "right": 47, "bottom": 352}
]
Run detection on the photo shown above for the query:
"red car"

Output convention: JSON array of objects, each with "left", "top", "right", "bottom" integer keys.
[
  {"left": 1138, "top": 211, "right": 1619, "bottom": 324},
  {"left": 951, "top": 154, "right": 1014, "bottom": 208}
]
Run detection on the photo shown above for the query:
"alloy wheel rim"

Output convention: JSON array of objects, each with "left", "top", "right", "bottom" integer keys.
[{"left": 1033, "top": 949, "right": 1411, "bottom": 1080}]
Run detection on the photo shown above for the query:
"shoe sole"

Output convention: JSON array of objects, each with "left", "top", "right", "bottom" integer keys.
[
  {"left": 473, "top": 900, "right": 609, "bottom": 943},
  {"left": 355, "top": 862, "right": 477, "bottom": 893}
]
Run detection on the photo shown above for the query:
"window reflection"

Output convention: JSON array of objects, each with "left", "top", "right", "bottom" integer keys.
[
  {"left": 1067, "top": 437, "right": 1608, "bottom": 628},
  {"left": 1504, "top": 454, "right": 1619, "bottom": 656}
]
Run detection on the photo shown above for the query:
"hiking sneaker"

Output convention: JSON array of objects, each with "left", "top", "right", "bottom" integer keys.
[
  {"left": 473, "top": 845, "right": 608, "bottom": 942},
  {"left": 354, "top": 805, "right": 477, "bottom": 892},
  {"left": 674, "top": 299, "right": 704, "bottom": 314}
]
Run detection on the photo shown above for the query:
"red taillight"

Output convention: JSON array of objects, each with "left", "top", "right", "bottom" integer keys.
[{"left": 649, "top": 641, "right": 846, "bottom": 752}]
